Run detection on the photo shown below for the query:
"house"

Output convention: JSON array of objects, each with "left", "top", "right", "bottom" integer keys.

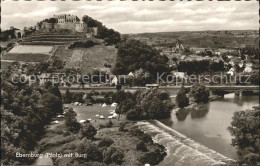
[
  {"left": 243, "top": 62, "right": 253, "bottom": 73},
  {"left": 145, "top": 84, "right": 159, "bottom": 89},
  {"left": 172, "top": 72, "right": 186, "bottom": 79},
  {"left": 227, "top": 55, "right": 233, "bottom": 59},
  {"left": 227, "top": 68, "right": 235, "bottom": 76},
  {"left": 228, "top": 60, "right": 235, "bottom": 67},
  {"left": 128, "top": 72, "right": 135, "bottom": 77},
  {"left": 111, "top": 76, "right": 118, "bottom": 85},
  {"left": 244, "top": 66, "right": 252, "bottom": 73},
  {"left": 134, "top": 68, "right": 144, "bottom": 77},
  {"left": 39, "top": 73, "right": 59, "bottom": 85},
  {"left": 238, "top": 61, "right": 244, "bottom": 68},
  {"left": 214, "top": 51, "right": 221, "bottom": 56}
]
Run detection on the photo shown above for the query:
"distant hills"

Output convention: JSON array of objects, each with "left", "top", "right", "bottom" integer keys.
[{"left": 127, "top": 30, "right": 259, "bottom": 49}]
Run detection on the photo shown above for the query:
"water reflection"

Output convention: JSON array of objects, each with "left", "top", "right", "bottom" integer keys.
[
  {"left": 160, "top": 93, "right": 259, "bottom": 160},
  {"left": 176, "top": 108, "right": 190, "bottom": 121},
  {"left": 190, "top": 105, "right": 209, "bottom": 119},
  {"left": 175, "top": 104, "right": 210, "bottom": 121}
]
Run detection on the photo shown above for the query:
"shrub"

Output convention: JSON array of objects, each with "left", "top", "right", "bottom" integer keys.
[
  {"left": 103, "top": 146, "right": 124, "bottom": 165},
  {"left": 111, "top": 149, "right": 124, "bottom": 165},
  {"left": 119, "top": 122, "right": 127, "bottom": 132},
  {"left": 68, "top": 40, "right": 96, "bottom": 49},
  {"left": 190, "top": 84, "right": 210, "bottom": 103},
  {"left": 80, "top": 123, "right": 97, "bottom": 139},
  {"left": 136, "top": 141, "right": 148, "bottom": 152},
  {"left": 228, "top": 109, "right": 260, "bottom": 164},
  {"left": 138, "top": 149, "right": 166, "bottom": 165},
  {"left": 77, "top": 139, "right": 103, "bottom": 162},
  {"left": 64, "top": 108, "right": 81, "bottom": 133},
  {"left": 126, "top": 109, "right": 140, "bottom": 120},
  {"left": 176, "top": 88, "right": 189, "bottom": 108},
  {"left": 98, "top": 138, "right": 114, "bottom": 147}
]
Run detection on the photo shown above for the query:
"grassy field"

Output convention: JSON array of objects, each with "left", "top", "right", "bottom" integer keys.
[
  {"left": 54, "top": 45, "right": 117, "bottom": 74},
  {"left": 64, "top": 104, "right": 119, "bottom": 126}
]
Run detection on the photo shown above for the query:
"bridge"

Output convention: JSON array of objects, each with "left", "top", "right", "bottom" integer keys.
[{"left": 59, "top": 85, "right": 259, "bottom": 95}]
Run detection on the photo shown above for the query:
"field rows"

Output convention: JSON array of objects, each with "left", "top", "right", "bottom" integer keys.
[{"left": 2, "top": 53, "right": 50, "bottom": 62}]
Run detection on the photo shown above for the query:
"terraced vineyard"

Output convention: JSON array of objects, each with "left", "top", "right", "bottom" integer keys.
[
  {"left": 54, "top": 45, "right": 117, "bottom": 74},
  {"left": 2, "top": 53, "right": 50, "bottom": 62},
  {"left": 21, "top": 32, "right": 82, "bottom": 45}
]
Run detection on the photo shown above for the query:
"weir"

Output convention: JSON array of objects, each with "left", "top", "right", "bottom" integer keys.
[{"left": 136, "top": 120, "right": 236, "bottom": 166}]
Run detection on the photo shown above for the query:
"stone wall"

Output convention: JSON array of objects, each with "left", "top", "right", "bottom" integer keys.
[
  {"left": 58, "top": 22, "right": 76, "bottom": 31},
  {"left": 75, "top": 23, "right": 88, "bottom": 32}
]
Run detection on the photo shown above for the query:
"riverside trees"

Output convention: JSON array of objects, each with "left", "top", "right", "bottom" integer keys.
[
  {"left": 114, "top": 89, "right": 174, "bottom": 120},
  {"left": 228, "top": 108, "right": 260, "bottom": 165},
  {"left": 190, "top": 83, "right": 210, "bottom": 104},
  {"left": 113, "top": 39, "right": 171, "bottom": 82},
  {"left": 176, "top": 86, "right": 189, "bottom": 108}
]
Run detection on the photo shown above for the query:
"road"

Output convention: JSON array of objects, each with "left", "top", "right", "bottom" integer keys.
[{"left": 59, "top": 85, "right": 259, "bottom": 93}]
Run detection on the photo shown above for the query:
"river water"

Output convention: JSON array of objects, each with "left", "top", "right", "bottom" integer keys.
[{"left": 136, "top": 93, "right": 259, "bottom": 165}]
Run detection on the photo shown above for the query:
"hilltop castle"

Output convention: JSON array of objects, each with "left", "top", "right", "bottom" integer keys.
[{"left": 36, "top": 14, "right": 98, "bottom": 36}]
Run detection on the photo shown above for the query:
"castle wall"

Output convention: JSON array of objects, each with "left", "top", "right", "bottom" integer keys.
[
  {"left": 58, "top": 22, "right": 76, "bottom": 31},
  {"left": 54, "top": 24, "right": 61, "bottom": 29},
  {"left": 92, "top": 27, "right": 98, "bottom": 36},
  {"left": 75, "top": 23, "right": 88, "bottom": 32},
  {"left": 41, "top": 22, "right": 54, "bottom": 30}
]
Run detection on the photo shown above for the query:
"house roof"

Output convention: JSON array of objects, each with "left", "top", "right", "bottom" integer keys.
[{"left": 39, "top": 73, "right": 52, "bottom": 79}]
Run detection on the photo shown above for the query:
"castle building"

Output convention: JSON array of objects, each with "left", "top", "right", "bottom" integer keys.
[
  {"left": 53, "top": 14, "right": 80, "bottom": 23},
  {"left": 37, "top": 14, "right": 98, "bottom": 36}
]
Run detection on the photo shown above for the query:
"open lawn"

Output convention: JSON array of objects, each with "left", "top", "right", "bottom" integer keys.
[{"left": 64, "top": 104, "right": 121, "bottom": 128}]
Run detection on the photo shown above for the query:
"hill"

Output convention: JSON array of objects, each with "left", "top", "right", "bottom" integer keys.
[{"left": 128, "top": 30, "right": 259, "bottom": 49}]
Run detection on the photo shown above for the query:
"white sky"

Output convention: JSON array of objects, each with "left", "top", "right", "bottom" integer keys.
[{"left": 1, "top": 0, "right": 259, "bottom": 34}]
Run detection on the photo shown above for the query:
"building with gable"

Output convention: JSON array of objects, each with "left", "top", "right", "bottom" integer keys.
[{"left": 36, "top": 14, "right": 98, "bottom": 36}]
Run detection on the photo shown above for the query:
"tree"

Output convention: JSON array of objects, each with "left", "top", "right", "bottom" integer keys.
[
  {"left": 228, "top": 109, "right": 260, "bottom": 165},
  {"left": 103, "top": 146, "right": 124, "bottom": 165},
  {"left": 42, "top": 93, "right": 63, "bottom": 114},
  {"left": 64, "top": 89, "right": 72, "bottom": 103},
  {"left": 77, "top": 139, "right": 103, "bottom": 162},
  {"left": 136, "top": 141, "right": 147, "bottom": 152},
  {"left": 176, "top": 87, "right": 189, "bottom": 108},
  {"left": 190, "top": 84, "right": 210, "bottom": 103},
  {"left": 124, "top": 89, "right": 174, "bottom": 120},
  {"left": 64, "top": 108, "right": 80, "bottom": 133},
  {"left": 80, "top": 122, "right": 97, "bottom": 139},
  {"left": 210, "top": 60, "right": 224, "bottom": 72},
  {"left": 48, "top": 85, "right": 62, "bottom": 99},
  {"left": 98, "top": 138, "right": 114, "bottom": 147},
  {"left": 113, "top": 39, "right": 170, "bottom": 80}
]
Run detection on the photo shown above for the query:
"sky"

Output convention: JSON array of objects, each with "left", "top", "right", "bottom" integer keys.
[{"left": 1, "top": 0, "right": 259, "bottom": 34}]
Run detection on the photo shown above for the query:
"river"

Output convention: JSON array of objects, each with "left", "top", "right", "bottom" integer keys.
[{"left": 136, "top": 93, "right": 259, "bottom": 165}]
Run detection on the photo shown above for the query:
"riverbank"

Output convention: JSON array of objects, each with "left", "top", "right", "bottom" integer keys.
[{"left": 34, "top": 105, "right": 167, "bottom": 165}]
